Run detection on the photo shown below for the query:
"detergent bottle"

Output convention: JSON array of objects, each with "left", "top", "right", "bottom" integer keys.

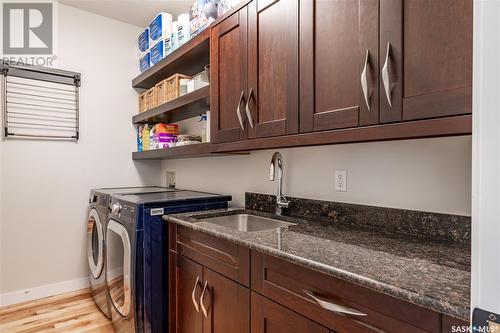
[
  {"left": 142, "top": 124, "right": 150, "bottom": 150},
  {"left": 149, "top": 124, "right": 157, "bottom": 150},
  {"left": 137, "top": 125, "right": 144, "bottom": 151}
]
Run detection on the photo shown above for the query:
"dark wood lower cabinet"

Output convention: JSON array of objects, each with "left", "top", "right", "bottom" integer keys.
[
  {"left": 169, "top": 226, "right": 469, "bottom": 333},
  {"left": 251, "top": 292, "right": 329, "bottom": 333},
  {"left": 175, "top": 254, "right": 203, "bottom": 333},
  {"left": 442, "top": 315, "right": 470, "bottom": 333},
  {"left": 202, "top": 268, "right": 250, "bottom": 333},
  {"left": 171, "top": 252, "right": 250, "bottom": 333},
  {"left": 251, "top": 251, "right": 439, "bottom": 333}
]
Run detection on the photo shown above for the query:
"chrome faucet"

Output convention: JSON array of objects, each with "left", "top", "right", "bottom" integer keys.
[{"left": 269, "top": 152, "right": 290, "bottom": 215}]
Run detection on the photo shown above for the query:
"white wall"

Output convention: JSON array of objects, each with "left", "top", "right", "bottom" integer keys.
[
  {"left": 162, "top": 136, "right": 471, "bottom": 216},
  {"left": 0, "top": 4, "right": 161, "bottom": 299},
  {"left": 471, "top": 0, "right": 500, "bottom": 315}
]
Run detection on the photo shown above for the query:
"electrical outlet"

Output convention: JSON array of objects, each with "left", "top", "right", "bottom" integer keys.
[
  {"left": 166, "top": 171, "right": 176, "bottom": 188},
  {"left": 335, "top": 169, "right": 347, "bottom": 192}
]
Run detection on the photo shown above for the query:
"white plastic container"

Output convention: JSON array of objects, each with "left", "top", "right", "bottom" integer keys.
[
  {"left": 170, "top": 21, "right": 179, "bottom": 52},
  {"left": 179, "top": 78, "right": 190, "bottom": 96},
  {"left": 177, "top": 13, "right": 190, "bottom": 46},
  {"left": 186, "top": 71, "right": 209, "bottom": 93},
  {"left": 206, "top": 110, "right": 211, "bottom": 142}
]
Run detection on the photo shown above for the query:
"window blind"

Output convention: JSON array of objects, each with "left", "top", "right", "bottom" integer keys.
[{"left": 1, "top": 61, "right": 81, "bottom": 140}]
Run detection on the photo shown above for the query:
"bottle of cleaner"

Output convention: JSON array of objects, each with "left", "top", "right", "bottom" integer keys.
[
  {"left": 137, "top": 125, "right": 144, "bottom": 151},
  {"left": 149, "top": 124, "right": 157, "bottom": 150},
  {"left": 142, "top": 124, "right": 150, "bottom": 150},
  {"left": 199, "top": 114, "right": 208, "bottom": 142}
]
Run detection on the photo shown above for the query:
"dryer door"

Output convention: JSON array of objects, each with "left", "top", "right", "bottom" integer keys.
[
  {"left": 87, "top": 208, "right": 104, "bottom": 279},
  {"left": 106, "top": 219, "right": 132, "bottom": 317}
]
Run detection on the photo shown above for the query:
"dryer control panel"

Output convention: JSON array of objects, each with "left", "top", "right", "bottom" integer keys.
[{"left": 109, "top": 199, "right": 137, "bottom": 226}]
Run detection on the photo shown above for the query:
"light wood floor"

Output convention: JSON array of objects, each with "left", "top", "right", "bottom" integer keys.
[{"left": 0, "top": 289, "right": 114, "bottom": 333}]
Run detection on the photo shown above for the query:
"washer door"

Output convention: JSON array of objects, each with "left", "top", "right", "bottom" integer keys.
[
  {"left": 87, "top": 208, "right": 104, "bottom": 279},
  {"left": 106, "top": 219, "right": 131, "bottom": 317}
]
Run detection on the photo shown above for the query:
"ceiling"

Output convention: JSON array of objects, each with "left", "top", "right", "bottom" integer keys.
[{"left": 58, "top": 0, "right": 193, "bottom": 28}]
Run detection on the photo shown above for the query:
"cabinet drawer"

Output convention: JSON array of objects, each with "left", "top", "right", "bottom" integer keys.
[
  {"left": 174, "top": 225, "right": 250, "bottom": 286},
  {"left": 251, "top": 251, "right": 440, "bottom": 333},
  {"left": 251, "top": 292, "right": 329, "bottom": 333}
]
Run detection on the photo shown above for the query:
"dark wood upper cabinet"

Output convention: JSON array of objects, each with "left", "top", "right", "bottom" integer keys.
[
  {"left": 379, "top": 0, "right": 472, "bottom": 123},
  {"left": 210, "top": 7, "right": 248, "bottom": 143},
  {"left": 209, "top": 0, "right": 471, "bottom": 149},
  {"left": 246, "top": 0, "right": 299, "bottom": 139},
  {"left": 175, "top": 254, "right": 203, "bottom": 333},
  {"left": 300, "top": 0, "right": 379, "bottom": 132},
  {"left": 211, "top": 0, "right": 299, "bottom": 143},
  {"left": 202, "top": 268, "right": 250, "bottom": 333},
  {"left": 251, "top": 292, "right": 329, "bottom": 333}
]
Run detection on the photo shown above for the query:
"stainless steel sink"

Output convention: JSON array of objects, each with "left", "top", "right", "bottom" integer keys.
[{"left": 201, "top": 214, "right": 295, "bottom": 232}]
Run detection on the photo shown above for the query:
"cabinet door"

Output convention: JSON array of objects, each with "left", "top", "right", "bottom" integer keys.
[
  {"left": 210, "top": 7, "right": 248, "bottom": 143},
  {"left": 300, "top": 0, "right": 379, "bottom": 132},
  {"left": 251, "top": 292, "right": 329, "bottom": 333},
  {"left": 246, "top": 0, "right": 299, "bottom": 139},
  {"left": 175, "top": 255, "right": 203, "bottom": 333},
  {"left": 202, "top": 268, "right": 250, "bottom": 333},
  {"left": 380, "top": 0, "right": 472, "bottom": 123}
]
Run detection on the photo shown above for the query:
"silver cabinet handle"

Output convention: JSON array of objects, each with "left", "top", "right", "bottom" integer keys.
[
  {"left": 360, "top": 49, "right": 371, "bottom": 110},
  {"left": 236, "top": 91, "right": 245, "bottom": 130},
  {"left": 191, "top": 276, "right": 200, "bottom": 312},
  {"left": 381, "top": 42, "right": 393, "bottom": 107},
  {"left": 303, "top": 290, "right": 367, "bottom": 317},
  {"left": 200, "top": 280, "right": 209, "bottom": 318},
  {"left": 245, "top": 88, "right": 254, "bottom": 128}
]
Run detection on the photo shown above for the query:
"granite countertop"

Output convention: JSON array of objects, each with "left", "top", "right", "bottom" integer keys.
[{"left": 164, "top": 208, "right": 470, "bottom": 321}]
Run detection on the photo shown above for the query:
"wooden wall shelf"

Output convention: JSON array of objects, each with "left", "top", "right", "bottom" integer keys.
[
  {"left": 132, "top": 143, "right": 248, "bottom": 160},
  {"left": 133, "top": 86, "right": 210, "bottom": 124},
  {"left": 132, "top": 29, "right": 210, "bottom": 89}
]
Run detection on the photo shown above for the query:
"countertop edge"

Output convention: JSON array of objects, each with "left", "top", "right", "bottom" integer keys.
[{"left": 165, "top": 215, "right": 470, "bottom": 321}]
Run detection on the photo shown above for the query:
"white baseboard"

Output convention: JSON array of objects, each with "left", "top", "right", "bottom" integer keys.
[{"left": 0, "top": 277, "right": 90, "bottom": 307}]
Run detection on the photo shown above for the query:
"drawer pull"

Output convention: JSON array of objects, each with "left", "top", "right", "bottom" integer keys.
[
  {"left": 303, "top": 290, "right": 367, "bottom": 317},
  {"left": 191, "top": 276, "right": 200, "bottom": 312},
  {"left": 200, "top": 280, "right": 210, "bottom": 318}
]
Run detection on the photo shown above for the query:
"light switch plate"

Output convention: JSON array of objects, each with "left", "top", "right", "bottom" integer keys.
[{"left": 335, "top": 169, "right": 347, "bottom": 192}]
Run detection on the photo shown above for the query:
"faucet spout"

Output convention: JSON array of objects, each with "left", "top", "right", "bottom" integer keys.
[{"left": 269, "top": 152, "right": 290, "bottom": 215}]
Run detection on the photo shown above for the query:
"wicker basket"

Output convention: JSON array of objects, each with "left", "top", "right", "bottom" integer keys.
[
  {"left": 145, "top": 88, "right": 156, "bottom": 110},
  {"left": 138, "top": 92, "right": 147, "bottom": 113},
  {"left": 165, "top": 73, "right": 191, "bottom": 102},
  {"left": 155, "top": 80, "right": 167, "bottom": 106}
]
